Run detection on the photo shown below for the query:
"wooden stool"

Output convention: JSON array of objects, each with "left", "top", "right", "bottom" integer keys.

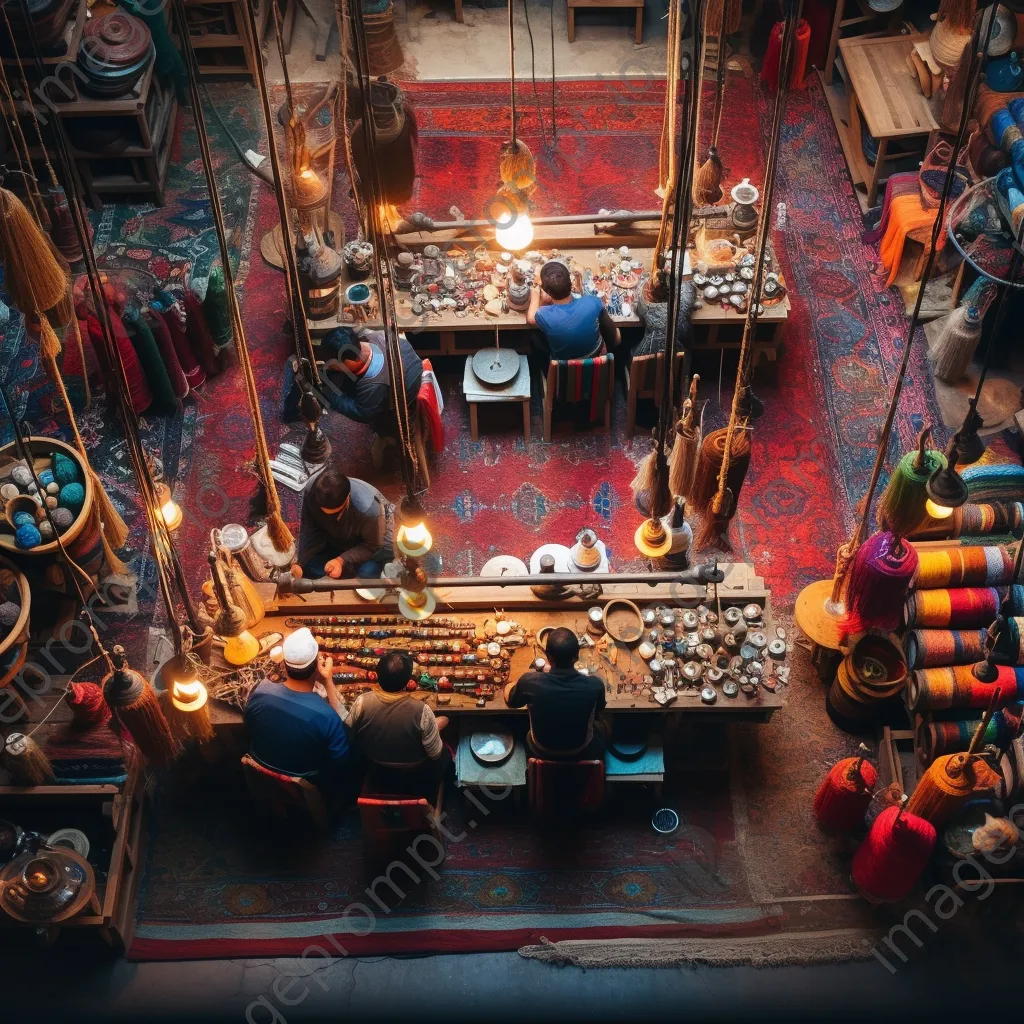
[
  {"left": 240, "top": 754, "right": 329, "bottom": 833},
  {"left": 567, "top": 0, "right": 644, "bottom": 43},
  {"left": 624, "top": 350, "right": 686, "bottom": 440},
  {"left": 463, "top": 354, "right": 531, "bottom": 444}
]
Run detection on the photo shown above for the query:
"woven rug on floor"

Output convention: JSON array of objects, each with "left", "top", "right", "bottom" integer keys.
[{"left": 128, "top": 641, "right": 876, "bottom": 961}]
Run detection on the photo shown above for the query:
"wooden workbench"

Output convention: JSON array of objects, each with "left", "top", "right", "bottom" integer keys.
[
  {"left": 311, "top": 242, "right": 790, "bottom": 367},
  {"left": 208, "top": 567, "right": 786, "bottom": 724}
]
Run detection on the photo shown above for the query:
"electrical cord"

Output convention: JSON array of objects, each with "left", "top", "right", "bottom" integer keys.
[{"left": 522, "top": 0, "right": 548, "bottom": 150}]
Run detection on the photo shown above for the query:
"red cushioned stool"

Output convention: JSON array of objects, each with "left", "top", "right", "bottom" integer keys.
[
  {"left": 527, "top": 757, "right": 605, "bottom": 819},
  {"left": 240, "top": 754, "right": 330, "bottom": 833},
  {"left": 357, "top": 779, "right": 445, "bottom": 866}
]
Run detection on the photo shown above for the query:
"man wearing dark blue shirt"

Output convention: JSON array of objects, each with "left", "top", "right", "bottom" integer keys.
[
  {"left": 245, "top": 627, "right": 354, "bottom": 797},
  {"left": 527, "top": 260, "right": 621, "bottom": 362}
]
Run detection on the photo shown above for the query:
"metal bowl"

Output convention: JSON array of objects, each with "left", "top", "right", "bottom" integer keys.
[{"left": 470, "top": 729, "right": 514, "bottom": 766}]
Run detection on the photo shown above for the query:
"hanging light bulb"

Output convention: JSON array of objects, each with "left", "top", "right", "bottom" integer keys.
[
  {"left": 171, "top": 678, "right": 208, "bottom": 714},
  {"left": 398, "top": 587, "right": 437, "bottom": 621},
  {"left": 925, "top": 436, "right": 969, "bottom": 521},
  {"left": 396, "top": 495, "right": 433, "bottom": 558},
  {"left": 155, "top": 481, "right": 183, "bottom": 532},
  {"left": 491, "top": 190, "right": 534, "bottom": 252}
]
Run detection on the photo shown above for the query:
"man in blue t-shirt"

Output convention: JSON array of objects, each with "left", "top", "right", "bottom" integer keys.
[
  {"left": 527, "top": 260, "right": 621, "bottom": 362},
  {"left": 245, "top": 627, "right": 355, "bottom": 798}
]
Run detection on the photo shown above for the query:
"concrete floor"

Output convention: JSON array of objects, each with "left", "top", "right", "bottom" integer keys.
[
  {"left": 265, "top": 0, "right": 668, "bottom": 83},
  {"left": 2, "top": 925, "right": 1021, "bottom": 1022}
]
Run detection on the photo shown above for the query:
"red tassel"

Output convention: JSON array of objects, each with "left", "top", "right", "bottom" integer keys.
[
  {"left": 146, "top": 309, "right": 189, "bottom": 399},
  {"left": 813, "top": 757, "right": 878, "bottom": 832},
  {"left": 842, "top": 531, "right": 919, "bottom": 634},
  {"left": 67, "top": 681, "right": 111, "bottom": 729},
  {"left": 184, "top": 290, "right": 220, "bottom": 379},
  {"left": 160, "top": 303, "right": 205, "bottom": 389},
  {"left": 852, "top": 805, "right": 936, "bottom": 903}
]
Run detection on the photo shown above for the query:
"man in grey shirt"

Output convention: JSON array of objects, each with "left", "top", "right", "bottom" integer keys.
[{"left": 296, "top": 467, "right": 395, "bottom": 579}]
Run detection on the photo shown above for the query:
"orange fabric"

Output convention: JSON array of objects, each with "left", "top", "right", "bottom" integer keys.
[{"left": 879, "top": 194, "right": 942, "bottom": 287}]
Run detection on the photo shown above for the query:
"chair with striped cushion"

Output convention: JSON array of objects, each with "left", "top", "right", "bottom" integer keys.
[
  {"left": 542, "top": 353, "right": 614, "bottom": 442},
  {"left": 624, "top": 350, "right": 687, "bottom": 440}
]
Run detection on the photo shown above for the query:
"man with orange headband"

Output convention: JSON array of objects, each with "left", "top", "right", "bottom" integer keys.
[{"left": 296, "top": 467, "right": 395, "bottom": 580}]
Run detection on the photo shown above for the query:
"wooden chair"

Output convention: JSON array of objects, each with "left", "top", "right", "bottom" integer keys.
[
  {"left": 527, "top": 757, "right": 605, "bottom": 819},
  {"left": 624, "top": 350, "right": 687, "bottom": 440},
  {"left": 357, "top": 779, "right": 445, "bottom": 864},
  {"left": 541, "top": 353, "right": 614, "bottom": 443},
  {"left": 240, "top": 754, "right": 330, "bottom": 833}
]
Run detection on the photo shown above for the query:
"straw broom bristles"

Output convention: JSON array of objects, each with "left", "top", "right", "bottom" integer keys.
[
  {"left": 1, "top": 732, "right": 55, "bottom": 786},
  {"left": 499, "top": 140, "right": 536, "bottom": 196},
  {"left": 693, "top": 148, "right": 724, "bottom": 206},
  {"left": 668, "top": 375, "right": 700, "bottom": 499}
]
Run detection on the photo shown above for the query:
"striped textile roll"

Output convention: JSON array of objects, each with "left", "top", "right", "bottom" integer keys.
[
  {"left": 962, "top": 462, "right": 1024, "bottom": 503},
  {"left": 904, "top": 628, "right": 988, "bottom": 669},
  {"left": 913, "top": 545, "right": 1014, "bottom": 588},
  {"left": 903, "top": 585, "right": 1024, "bottom": 628},
  {"left": 906, "top": 664, "right": 1024, "bottom": 711},
  {"left": 917, "top": 713, "right": 1014, "bottom": 765},
  {"left": 960, "top": 502, "right": 1024, "bottom": 538}
]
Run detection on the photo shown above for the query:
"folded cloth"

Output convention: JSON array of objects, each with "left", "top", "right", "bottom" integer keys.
[
  {"left": 962, "top": 461, "right": 1024, "bottom": 503},
  {"left": 879, "top": 194, "right": 941, "bottom": 287},
  {"left": 863, "top": 172, "right": 919, "bottom": 245}
]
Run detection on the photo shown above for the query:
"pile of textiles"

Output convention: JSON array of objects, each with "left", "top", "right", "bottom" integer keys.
[
  {"left": 43, "top": 720, "right": 131, "bottom": 785},
  {"left": 873, "top": 172, "right": 945, "bottom": 287},
  {"left": 64, "top": 279, "right": 229, "bottom": 415}
]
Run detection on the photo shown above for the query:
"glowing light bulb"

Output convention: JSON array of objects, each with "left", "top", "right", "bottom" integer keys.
[
  {"left": 397, "top": 520, "right": 433, "bottom": 557},
  {"left": 223, "top": 630, "right": 260, "bottom": 666},
  {"left": 398, "top": 587, "right": 436, "bottom": 621},
  {"left": 495, "top": 211, "right": 534, "bottom": 252},
  {"left": 925, "top": 498, "right": 955, "bottom": 520},
  {"left": 171, "top": 678, "right": 208, "bottom": 713},
  {"left": 160, "top": 497, "right": 183, "bottom": 531}
]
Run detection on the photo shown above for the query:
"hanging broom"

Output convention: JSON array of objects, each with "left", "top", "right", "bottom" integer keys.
[
  {"left": 876, "top": 426, "right": 947, "bottom": 539},
  {"left": 630, "top": 434, "right": 661, "bottom": 511},
  {"left": 1, "top": 731, "right": 55, "bottom": 786},
  {"left": 851, "top": 797, "right": 937, "bottom": 903},
  {"left": 929, "top": 304, "right": 983, "bottom": 383},
  {"left": 813, "top": 745, "right": 878, "bottom": 832},
  {"left": 669, "top": 375, "right": 701, "bottom": 499},
  {"left": 498, "top": 0, "right": 536, "bottom": 197},
  {"left": 103, "top": 644, "right": 180, "bottom": 767},
  {"left": 693, "top": 0, "right": 730, "bottom": 207},
  {"left": 691, "top": 426, "right": 752, "bottom": 548},
  {"left": 67, "top": 681, "right": 111, "bottom": 729}
]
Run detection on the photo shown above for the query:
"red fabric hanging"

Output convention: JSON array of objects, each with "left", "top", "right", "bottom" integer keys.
[{"left": 761, "top": 19, "right": 812, "bottom": 92}]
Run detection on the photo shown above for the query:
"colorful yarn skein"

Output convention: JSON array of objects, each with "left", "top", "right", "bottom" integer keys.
[
  {"left": 914, "top": 544, "right": 1015, "bottom": 588},
  {"left": 962, "top": 463, "right": 1024, "bottom": 503},
  {"left": 851, "top": 805, "right": 936, "bottom": 903},
  {"left": 917, "top": 712, "right": 1014, "bottom": 765},
  {"left": 906, "top": 663, "right": 1024, "bottom": 711},
  {"left": 903, "top": 585, "right": 1024, "bottom": 629},
  {"left": 813, "top": 756, "right": 878, "bottom": 832},
  {"left": 842, "top": 531, "right": 919, "bottom": 634},
  {"left": 904, "top": 627, "right": 988, "bottom": 669}
]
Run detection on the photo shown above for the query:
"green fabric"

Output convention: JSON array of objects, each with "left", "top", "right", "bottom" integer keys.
[
  {"left": 123, "top": 308, "right": 178, "bottom": 415},
  {"left": 202, "top": 267, "right": 233, "bottom": 347}
]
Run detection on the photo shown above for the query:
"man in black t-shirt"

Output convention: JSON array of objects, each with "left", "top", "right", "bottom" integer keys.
[{"left": 504, "top": 627, "right": 607, "bottom": 760}]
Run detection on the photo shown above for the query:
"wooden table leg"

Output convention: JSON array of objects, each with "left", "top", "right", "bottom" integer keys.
[
  {"left": 634, "top": 6, "right": 642, "bottom": 43},
  {"left": 568, "top": 6, "right": 575, "bottom": 41},
  {"left": 454, "top": 0, "right": 463, "bottom": 21},
  {"left": 440, "top": 330, "right": 456, "bottom": 355},
  {"left": 867, "top": 137, "right": 887, "bottom": 209},
  {"left": 522, "top": 399, "right": 531, "bottom": 442},
  {"left": 469, "top": 402, "right": 479, "bottom": 442}
]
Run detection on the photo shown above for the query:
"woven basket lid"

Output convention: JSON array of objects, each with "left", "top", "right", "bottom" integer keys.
[{"left": 82, "top": 11, "right": 151, "bottom": 67}]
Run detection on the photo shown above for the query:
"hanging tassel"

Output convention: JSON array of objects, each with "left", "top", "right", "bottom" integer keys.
[
  {"left": 265, "top": 505, "right": 295, "bottom": 554},
  {"left": 668, "top": 376, "right": 700, "bottom": 499},
  {"left": 66, "top": 681, "right": 111, "bottom": 729},
  {"left": 183, "top": 289, "right": 220, "bottom": 378},
  {"left": 47, "top": 186, "right": 84, "bottom": 265},
  {"left": 1, "top": 732, "right": 55, "bottom": 786},
  {"left": 876, "top": 427, "right": 947, "bottom": 539},
  {"left": 102, "top": 645, "right": 179, "bottom": 767},
  {"left": 906, "top": 750, "right": 1001, "bottom": 826},
  {"left": 851, "top": 802, "right": 936, "bottom": 903},
  {"left": 813, "top": 751, "right": 878, "bottom": 832},
  {"left": 692, "top": 427, "right": 751, "bottom": 549},
  {"left": 629, "top": 444, "right": 659, "bottom": 507},
  {"left": 936, "top": 0, "right": 976, "bottom": 33},
  {"left": 0, "top": 188, "right": 73, "bottom": 327},
  {"left": 145, "top": 309, "right": 189, "bottom": 399},
  {"left": 692, "top": 147, "right": 724, "bottom": 206},
  {"left": 498, "top": 140, "right": 536, "bottom": 196},
  {"left": 841, "top": 530, "right": 919, "bottom": 634},
  {"left": 201, "top": 267, "right": 233, "bottom": 348},
  {"left": 929, "top": 305, "right": 983, "bottom": 382}
]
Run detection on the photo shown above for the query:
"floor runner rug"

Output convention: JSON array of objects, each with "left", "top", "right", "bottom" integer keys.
[{"left": 129, "top": 641, "right": 875, "bottom": 960}]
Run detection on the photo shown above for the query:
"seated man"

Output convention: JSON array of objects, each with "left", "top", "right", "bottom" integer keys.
[
  {"left": 323, "top": 326, "right": 422, "bottom": 439},
  {"left": 244, "top": 628, "right": 354, "bottom": 797},
  {"left": 503, "top": 627, "right": 607, "bottom": 760},
  {"left": 296, "top": 467, "right": 394, "bottom": 580},
  {"left": 527, "top": 260, "right": 621, "bottom": 362},
  {"left": 347, "top": 651, "right": 450, "bottom": 800}
]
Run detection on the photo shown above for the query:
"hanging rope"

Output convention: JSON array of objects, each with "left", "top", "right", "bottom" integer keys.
[
  {"left": 498, "top": 0, "right": 535, "bottom": 196},
  {"left": 708, "top": 0, "right": 799, "bottom": 527},
  {"left": 0, "top": 49, "right": 46, "bottom": 224},
  {"left": 692, "top": 0, "right": 730, "bottom": 205},
  {"left": 173, "top": 0, "right": 294, "bottom": 555},
  {"left": 336, "top": 0, "right": 365, "bottom": 233},
  {"left": 654, "top": 0, "right": 683, "bottom": 266},
  {"left": 346, "top": 0, "right": 421, "bottom": 497}
]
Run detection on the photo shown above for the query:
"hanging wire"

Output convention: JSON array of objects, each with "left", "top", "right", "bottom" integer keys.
[{"left": 522, "top": 0, "right": 548, "bottom": 151}]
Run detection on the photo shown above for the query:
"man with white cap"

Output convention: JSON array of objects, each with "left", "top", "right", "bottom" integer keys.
[{"left": 244, "top": 627, "right": 355, "bottom": 797}]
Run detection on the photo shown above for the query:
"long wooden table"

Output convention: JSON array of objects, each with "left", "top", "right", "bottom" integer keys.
[
  {"left": 207, "top": 567, "right": 786, "bottom": 725},
  {"left": 310, "top": 243, "right": 790, "bottom": 367}
]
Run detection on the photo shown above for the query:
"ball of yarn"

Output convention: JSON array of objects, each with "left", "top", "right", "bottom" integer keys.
[
  {"left": 10, "top": 464, "right": 32, "bottom": 488},
  {"left": 0, "top": 601, "right": 21, "bottom": 628},
  {"left": 813, "top": 757, "right": 879, "bottom": 832},
  {"left": 26, "top": 481, "right": 37, "bottom": 494},
  {"left": 0, "top": 569, "right": 19, "bottom": 603},
  {"left": 12, "top": 511, "right": 34, "bottom": 528},
  {"left": 15, "top": 523, "right": 41, "bottom": 549},
  {"left": 38, "top": 469, "right": 54, "bottom": 487},
  {"left": 50, "top": 507, "right": 73, "bottom": 533},
  {"left": 44, "top": 496, "right": 57, "bottom": 510},
  {"left": 33, "top": 505, "right": 46, "bottom": 522},
  {"left": 59, "top": 482, "right": 85, "bottom": 513},
  {"left": 0, "top": 484, "right": 18, "bottom": 502},
  {"left": 38, "top": 520, "right": 54, "bottom": 541},
  {"left": 45, "top": 481, "right": 59, "bottom": 496},
  {"left": 52, "top": 452, "right": 80, "bottom": 486},
  {"left": 852, "top": 805, "right": 936, "bottom": 902}
]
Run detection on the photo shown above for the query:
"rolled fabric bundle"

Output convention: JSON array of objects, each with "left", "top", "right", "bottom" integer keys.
[
  {"left": 914, "top": 544, "right": 1015, "bottom": 588},
  {"left": 1009, "top": 95, "right": 1024, "bottom": 133},
  {"left": 904, "top": 628, "right": 988, "bottom": 669},
  {"left": 879, "top": 194, "right": 941, "bottom": 288},
  {"left": 988, "top": 105, "right": 1017, "bottom": 147},
  {"left": 961, "top": 501, "right": 1024, "bottom": 537},
  {"left": 906, "top": 663, "right": 1024, "bottom": 711},
  {"left": 918, "top": 712, "right": 1014, "bottom": 764},
  {"left": 962, "top": 462, "right": 1024, "bottom": 503},
  {"left": 903, "top": 585, "right": 1024, "bottom": 628},
  {"left": 145, "top": 309, "right": 188, "bottom": 399},
  {"left": 995, "top": 164, "right": 1024, "bottom": 235},
  {"left": 996, "top": 736, "right": 1024, "bottom": 800},
  {"left": 863, "top": 172, "right": 919, "bottom": 245},
  {"left": 157, "top": 301, "right": 205, "bottom": 390}
]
